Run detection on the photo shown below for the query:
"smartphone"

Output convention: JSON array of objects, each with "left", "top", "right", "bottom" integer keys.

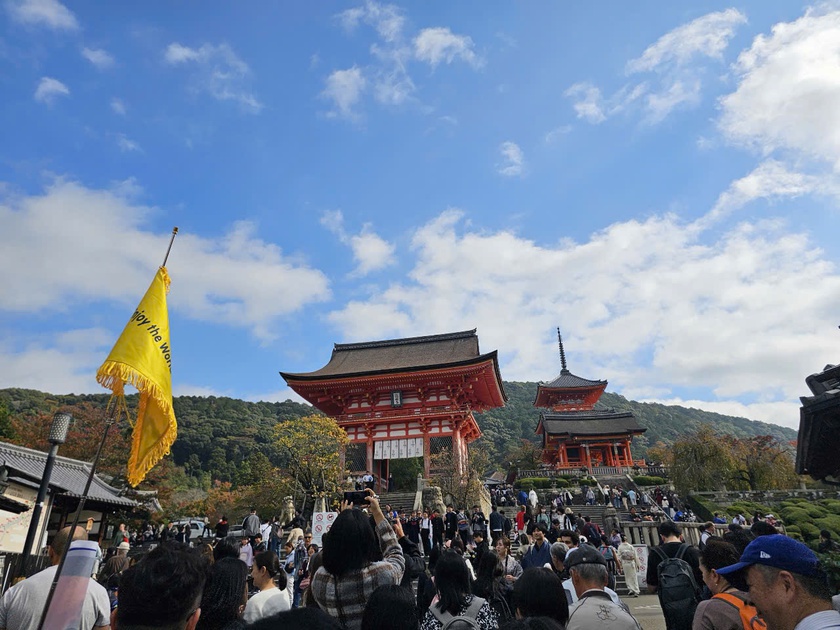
[{"left": 343, "top": 491, "right": 368, "bottom": 506}]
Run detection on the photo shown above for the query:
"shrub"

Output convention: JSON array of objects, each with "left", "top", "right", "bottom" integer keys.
[
  {"left": 632, "top": 475, "right": 667, "bottom": 486},
  {"left": 552, "top": 478, "right": 570, "bottom": 488}
]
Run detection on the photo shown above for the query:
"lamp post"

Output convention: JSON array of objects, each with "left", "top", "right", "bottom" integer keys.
[{"left": 19, "top": 412, "right": 72, "bottom": 577}]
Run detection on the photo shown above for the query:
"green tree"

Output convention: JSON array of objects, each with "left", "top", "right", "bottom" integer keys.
[
  {"left": 0, "top": 398, "right": 13, "bottom": 439},
  {"left": 658, "top": 426, "right": 736, "bottom": 495},
  {"left": 272, "top": 414, "right": 349, "bottom": 514},
  {"left": 730, "top": 435, "right": 798, "bottom": 491}
]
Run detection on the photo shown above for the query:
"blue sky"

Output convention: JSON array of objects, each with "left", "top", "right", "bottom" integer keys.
[{"left": 2, "top": 0, "right": 840, "bottom": 430}]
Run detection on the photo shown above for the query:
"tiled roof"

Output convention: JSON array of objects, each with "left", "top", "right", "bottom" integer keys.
[
  {"left": 281, "top": 329, "right": 492, "bottom": 379},
  {"left": 539, "top": 410, "right": 645, "bottom": 436},
  {"left": 541, "top": 369, "right": 607, "bottom": 389},
  {"left": 0, "top": 441, "right": 136, "bottom": 508}
]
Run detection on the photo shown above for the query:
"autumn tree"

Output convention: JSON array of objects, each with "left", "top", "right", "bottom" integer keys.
[
  {"left": 665, "top": 426, "right": 736, "bottom": 495},
  {"left": 431, "top": 446, "right": 492, "bottom": 510},
  {"left": 272, "top": 414, "right": 349, "bottom": 515},
  {"left": 730, "top": 435, "right": 798, "bottom": 491}
]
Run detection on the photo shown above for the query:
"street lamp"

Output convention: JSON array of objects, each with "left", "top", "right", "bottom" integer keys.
[{"left": 18, "top": 412, "right": 72, "bottom": 577}]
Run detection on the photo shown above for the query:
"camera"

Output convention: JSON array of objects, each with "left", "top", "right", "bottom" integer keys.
[{"left": 343, "top": 491, "right": 369, "bottom": 506}]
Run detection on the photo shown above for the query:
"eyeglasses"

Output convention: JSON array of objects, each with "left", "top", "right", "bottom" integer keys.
[{"left": 304, "top": 536, "right": 312, "bottom": 540}]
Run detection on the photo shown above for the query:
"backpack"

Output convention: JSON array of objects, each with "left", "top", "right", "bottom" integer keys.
[
  {"left": 430, "top": 596, "right": 486, "bottom": 630},
  {"left": 712, "top": 592, "right": 767, "bottom": 630},
  {"left": 458, "top": 514, "right": 470, "bottom": 531},
  {"left": 653, "top": 544, "right": 700, "bottom": 630}
]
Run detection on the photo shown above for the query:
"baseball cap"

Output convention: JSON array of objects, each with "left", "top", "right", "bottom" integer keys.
[
  {"left": 566, "top": 545, "right": 607, "bottom": 569},
  {"left": 118, "top": 541, "right": 130, "bottom": 551},
  {"left": 716, "top": 534, "right": 821, "bottom": 590}
]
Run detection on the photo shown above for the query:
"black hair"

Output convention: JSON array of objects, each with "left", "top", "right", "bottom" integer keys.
[
  {"left": 658, "top": 521, "right": 681, "bottom": 538},
  {"left": 722, "top": 529, "right": 755, "bottom": 556},
  {"left": 558, "top": 529, "right": 579, "bottom": 545},
  {"left": 195, "top": 557, "right": 248, "bottom": 630},
  {"left": 512, "top": 568, "right": 569, "bottom": 626},
  {"left": 213, "top": 537, "right": 240, "bottom": 562},
  {"left": 322, "top": 508, "right": 380, "bottom": 576},
  {"left": 535, "top": 523, "right": 548, "bottom": 534},
  {"left": 117, "top": 542, "right": 208, "bottom": 629},
  {"left": 450, "top": 536, "right": 466, "bottom": 555},
  {"left": 248, "top": 608, "right": 343, "bottom": 630},
  {"left": 499, "top": 618, "right": 564, "bottom": 630},
  {"left": 751, "top": 521, "right": 779, "bottom": 537},
  {"left": 434, "top": 550, "right": 472, "bottom": 615},
  {"left": 699, "top": 539, "right": 739, "bottom": 572},
  {"left": 254, "top": 550, "right": 287, "bottom": 590},
  {"left": 428, "top": 544, "right": 442, "bottom": 573},
  {"left": 361, "top": 585, "right": 419, "bottom": 630},
  {"left": 473, "top": 550, "right": 503, "bottom": 601}
]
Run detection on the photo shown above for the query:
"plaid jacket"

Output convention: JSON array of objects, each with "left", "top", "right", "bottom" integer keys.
[{"left": 311, "top": 519, "right": 405, "bottom": 630}]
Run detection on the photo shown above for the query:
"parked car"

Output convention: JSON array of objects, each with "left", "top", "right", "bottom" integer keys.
[{"left": 170, "top": 518, "right": 212, "bottom": 542}]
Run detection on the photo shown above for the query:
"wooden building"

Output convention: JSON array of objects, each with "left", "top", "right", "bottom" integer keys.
[
  {"left": 535, "top": 331, "right": 645, "bottom": 470},
  {"left": 281, "top": 330, "right": 506, "bottom": 485}
]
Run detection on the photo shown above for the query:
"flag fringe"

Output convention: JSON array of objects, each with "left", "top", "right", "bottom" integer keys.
[{"left": 96, "top": 361, "right": 177, "bottom": 487}]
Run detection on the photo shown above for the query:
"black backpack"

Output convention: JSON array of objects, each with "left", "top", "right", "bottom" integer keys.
[{"left": 653, "top": 544, "right": 700, "bottom": 630}]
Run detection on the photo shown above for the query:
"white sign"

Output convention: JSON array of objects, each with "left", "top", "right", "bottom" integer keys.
[
  {"left": 311, "top": 512, "right": 338, "bottom": 547},
  {"left": 373, "top": 438, "right": 424, "bottom": 461}
]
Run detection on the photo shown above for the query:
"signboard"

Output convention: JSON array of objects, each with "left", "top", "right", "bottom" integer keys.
[
  {"left": 311, "top": 512, "right": 338, "bottom": 547},
  {"left": 374, "top": 438, "right": 424, "bottom": 460},
  {"left": 390, "top": 391, "right": 403, "bottom": 408},
  {"left": 634, "top": 544, "right": 649, "bottom": 589}
]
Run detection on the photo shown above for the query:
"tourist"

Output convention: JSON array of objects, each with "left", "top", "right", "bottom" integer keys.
[
  {"left": 361, "top": 585, "right": 419, "bottom": 630},
  {"left": 494, "top": 536, "right": 523, "bottom": 583},
  {"left": 489, "top": 505, "right": 505, "bottom": 544},
  {"left": 819, "top": 529, "right": 840, "bottom": 553},
  {"left": 243, "top": 508, "right": 261, "bottom": 546},
  {"left": 565, "top": 547, "right": 640, "bottom": 630},
  {"left": 516, "top": 506, "right": 527, "bottom": 536},
  {"left": 243, "top": 550, "right": 290, "bottom": 623},
  {"left": 195, "top": 557, "right": 248, "bottom": 630},
  {"left": 214, "top": 538, "right": 240, "bottom": 562},
  {"left": 420, "top": 509, "right": 433, "bottom": 556},
  {"left": 472, "top": 505, "right": 488, "bottom": 541},
  {"left": 420, "top": 549, "right": 498, "bottom": 630},
  {"left": 472, "top": 550, "right": 514, "bottom": 622},
  {"left": 215, "top": 515, "right": 230, "bottom": 541},
  {"left": 512, "top": 568, "right": 569, "bottom": 626},
  {"left": 238, "top": 534, "right": 253, "bottom": 570},
  {"left": 521, "top": 524, "right": 551, "bottom": 570},
  {"left": 431, "top": 509, "right": 445, "bottom": 548},
  {"left": 311, "top": 489, "right": 404, "bottom": 629},
  {"left": 392, "top": 517, "right": 425, "bottom": 588},
  {"left": 617, "top": 534, "right": 640, "bottom": 597},
  {"left": 113, "top": 542, "right": 207, "bottom": 630},
  {"left": 647, "top": 522, "right": 702, "bottom": 630},
  {"left": 444, "top": 505, "right": 458, "bottom": 541},
  {"left": 598, "top": 534, "right": 621, "bottom": 591},
  {"left": 692, "top": 539, "right": 755, "bottom": 630},
  {"left": 0, "top": 526, "right": 110, "bottom": 630},
  {"left": 295, "top": 544, "right": 318, "bottom": 607},
  {"left": 98, "top": 540, "right": 131, "bottom": 585},
  {"left": 717, "top": 534, "right": 840, "bottom": 630}
]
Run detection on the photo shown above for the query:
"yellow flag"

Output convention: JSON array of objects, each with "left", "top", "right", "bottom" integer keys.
[{"left": 96, "top": 267, "right": 176, "bottom": 486}]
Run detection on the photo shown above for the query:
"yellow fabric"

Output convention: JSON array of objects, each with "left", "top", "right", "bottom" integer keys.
[{"left": 96, "top": 267, "right": 176, "bottom": 486}]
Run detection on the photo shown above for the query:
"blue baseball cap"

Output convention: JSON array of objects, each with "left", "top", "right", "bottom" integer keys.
[{"left": 716, "top": 534, "right": 821, "bottom": 591}]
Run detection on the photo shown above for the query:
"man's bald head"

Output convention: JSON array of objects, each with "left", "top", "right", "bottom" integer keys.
[{"left": 49, "top": 526, "right": 88, "bottom": 562}]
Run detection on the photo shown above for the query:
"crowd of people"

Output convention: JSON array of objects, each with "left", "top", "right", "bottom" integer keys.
[{"left": 2, "top": 486, "right": 840, "bottom": 630}]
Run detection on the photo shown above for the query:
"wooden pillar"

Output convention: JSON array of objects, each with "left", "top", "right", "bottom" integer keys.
[
  {"left": 625, "top": 440, "right": 633, "bottom": 465},
  {"left": 339, "top": 444, "right": 347, "bottom": 477},
  {"left": 423, "top": 430, "right": 431, "bottom": 478},
  {"left": 584, "top": 443, "right": 591, "bottom": 470},
  {"left": 452, "top": 423, "right": 464, "bottom": 478},
  {"left": 558, "top": 443, "right": 566, "bottom": 467},
  {"left": 366, "top": 439, "right": 374, "bottom": 474}
]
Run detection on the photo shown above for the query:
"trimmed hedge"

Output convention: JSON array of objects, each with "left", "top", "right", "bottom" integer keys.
[
  {"left": 632, "top": 475, "right": 667, "bottom": 486},
  {"left": 515, "top": 477, "right": 571, "bottom": 491}
]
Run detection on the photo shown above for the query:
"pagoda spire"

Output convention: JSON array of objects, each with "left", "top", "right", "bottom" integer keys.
[{"left": 557, "top": 327, "right": 569, "bottom": 374}]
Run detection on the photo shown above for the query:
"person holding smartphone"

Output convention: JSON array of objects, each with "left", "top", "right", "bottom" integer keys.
[{"left": 311, "top": 488, "right": 405, "bottom": 630}]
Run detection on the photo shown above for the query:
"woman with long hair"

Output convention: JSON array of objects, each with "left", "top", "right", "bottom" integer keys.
[
  {"left": 420, "top": 550, "right": 498, "bottom": 630},
  {"left": 493, "top": 537, "right": 522, "bottom": 584},
  {"left": 311, "top": 489, "right": 404, "bottom": 630},
  {"left": 196, "top": 557, "right": 248, "bottom": 630},
  {"left": 472, "top": 550, "right": 512, "bottom": 622},
  {"left": 244, "top": 550, "right": 290, "bottom": 623}
]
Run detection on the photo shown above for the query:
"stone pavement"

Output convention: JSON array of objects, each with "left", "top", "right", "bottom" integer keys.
[{"left": 620, "top": 593, "right": 667, "bottom": 630}]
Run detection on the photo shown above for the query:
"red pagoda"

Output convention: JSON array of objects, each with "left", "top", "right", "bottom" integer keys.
[
  {"left": 280, "top": 330, "right": 506, "bottom": 487},
  {"left": 535, "top": 329, "right": 645, "bottom": 470}
]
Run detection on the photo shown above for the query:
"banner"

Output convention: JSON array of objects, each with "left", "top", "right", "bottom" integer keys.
[{"left": 311, "top": 512, "right": 338, "bottom": 547}]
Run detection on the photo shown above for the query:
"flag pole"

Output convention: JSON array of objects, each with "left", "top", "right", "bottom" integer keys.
[{"left": 36, "top": 226, "right": 179, "bottom": 630}]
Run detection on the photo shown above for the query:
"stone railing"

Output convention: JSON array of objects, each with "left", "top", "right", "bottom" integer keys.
[
  {"left": 517, "top": 465, "right": 667, "bottom": 480},
  {"left": 619, "top": 522, "right": 729, "bottom": 547}
]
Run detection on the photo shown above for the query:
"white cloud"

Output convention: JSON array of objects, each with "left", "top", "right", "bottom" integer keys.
[
  {"left": 163, "top": 42, "right": 262, "bottom": 113},
  {"left": 110, "top": 97, "right": 126, "bottom": 116},
  {"left": 0, "top": 179, "right": 331, "bottom": 340},
  {"left": 497, "top": 141, "right": 525, "bottom": 177},
  {"left": 116, "top": 134, "right": 141, "bottom": 153},
  {"left": 33, "top": 77, "right": 69, "bottom": 104},
  {"left": 644, "top": 79, "right": 701, "bottom": 124},
  {"left": 326, "top": 207, "right": 840, "bottom": 428},
  {"left": 627, "top": 8, "right": 748, "bottom": 73},
  {"left": 6, "top": 0, "right": 77, "bottom": 30},
  {"left": 718, "top": 7, "right": 840, "bottom": 169},
  {"left": 81, "top": 47, "right": 115, "bottom": 70},
  {"left": 545, "top": 125, "right": 572, "bottom": 144},
  {"left": 321, "top": 66, "right": 366, "bottom": 120},
  {"left": 320, "top": 209, "right": 396, "bottom": 275},
  {"left": 565, "top": 83, "right": 607, "bottom": 124},
  {"left": 337, "top": 0, "right": 405, "bottom": 43},
  {"left": 413, "top": 27, "right": 481, "bottom": 68}
]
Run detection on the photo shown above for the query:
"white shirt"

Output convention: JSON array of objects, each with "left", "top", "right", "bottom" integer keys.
[
  {"left": 0, "top": 565, "right": 110, "bottom": 630},
  {"left": 243, "top": 587, "right": 291, "bottom": 624},
  {"left": 793, "top": 610, "right": 840, "bottom": 630}
]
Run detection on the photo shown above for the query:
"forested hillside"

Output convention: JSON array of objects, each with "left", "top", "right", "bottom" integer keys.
[{"left": 0, "top": 383, "right": 798, "bottom": 485}]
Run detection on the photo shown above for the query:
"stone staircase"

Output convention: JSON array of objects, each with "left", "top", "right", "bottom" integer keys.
[{"left": 377, "top": 491, "right": 417, "bottom": 514}]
